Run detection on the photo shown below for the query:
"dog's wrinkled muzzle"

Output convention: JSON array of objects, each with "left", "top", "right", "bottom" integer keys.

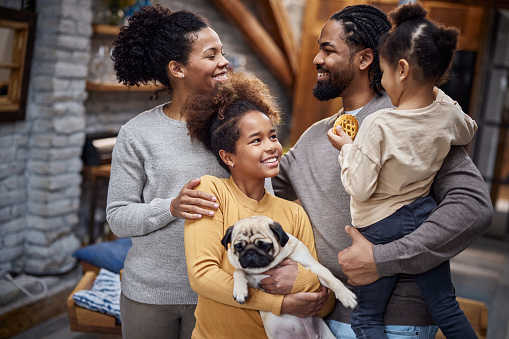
[{"left": 238, "top": 246, "right": 273, "bottom": 268}]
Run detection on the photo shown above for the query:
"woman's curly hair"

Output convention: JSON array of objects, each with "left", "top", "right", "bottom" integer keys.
[
  {"left": 185, "top": 73, "right": 281, "bottom": 171},
  {"left": 112, "top": 5, "right": 209, "bottom": 93},
  {"left": 379, "top": 3, "right": 459, "bottom": 85}
]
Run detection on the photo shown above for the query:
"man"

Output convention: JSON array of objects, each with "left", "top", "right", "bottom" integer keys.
[{"left": 268, "top": 4, "right": 492, "bottom": 338}]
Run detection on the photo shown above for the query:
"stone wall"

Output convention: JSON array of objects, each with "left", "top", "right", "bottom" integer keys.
[{"left": 1, "top": 0, "right": 93, "bottom": 277}]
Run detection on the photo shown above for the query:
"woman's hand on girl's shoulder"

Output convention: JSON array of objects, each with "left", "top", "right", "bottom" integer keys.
[{"left": 171, "top": 178, "right": 219, "bottom": 220}]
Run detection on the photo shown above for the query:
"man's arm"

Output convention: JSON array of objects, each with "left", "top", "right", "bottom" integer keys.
[
  {"left": 272, "top": 152, "right": 299, "bottom": 202},
  {"left": 375, "top": 146, "right": 492, "bottom": 276},
  {"left": 338, "top": 146, "right": 492, "bottom": 284}
]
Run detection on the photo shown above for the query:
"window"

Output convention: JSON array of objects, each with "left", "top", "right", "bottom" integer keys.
[{"left": 0, "top": 6, "right": 37, "bottom": 122}]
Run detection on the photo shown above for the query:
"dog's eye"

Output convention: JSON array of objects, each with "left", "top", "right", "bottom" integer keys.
[
  {"left": 234, "top": 243, "right": 244, "bottom": 252},
  {"left": 256, "top": 241, "right": 273, "bottom": 252}
]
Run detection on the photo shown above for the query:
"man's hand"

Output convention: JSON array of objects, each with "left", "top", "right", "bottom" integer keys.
[
  {"left": 260, "top": 258, "right": 298, "bottom": 295},
  {"left": 170, "top": 178, "right": 219, "bottom": 219},
  {"left": 337, "top": 226, "right": 379, "bottom": 286},
  {"left": 327, "top": 126, "right": 353, "bottom": 151},
  {"left": 281, "top": 286, "right": 329, "bottom": 318}
]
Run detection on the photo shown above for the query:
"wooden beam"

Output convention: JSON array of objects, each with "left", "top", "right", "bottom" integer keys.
[
  {"left": 211, "top": 0, "right": 294, "bottom": 91},
  {"left": 438, "top": 0, "right": 509, "bottom": 9},
  {"left": 255, "top": 0, "right": 300, "bottom": 78}
]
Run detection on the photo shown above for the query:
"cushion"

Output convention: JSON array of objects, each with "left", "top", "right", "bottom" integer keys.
[
  {"left": 72, "top": 268, "right": 121, "bottom": 323},
  {"left": 73, "top": 237, "right": 131, "bottom": 274}
]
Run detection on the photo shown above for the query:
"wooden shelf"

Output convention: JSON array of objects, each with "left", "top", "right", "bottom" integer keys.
[
  {"left": 86, "top": 82, "right": 160, "bottom": 92},
  {"left": 92, "top": 24, "right": 120, "bottom": 36}
]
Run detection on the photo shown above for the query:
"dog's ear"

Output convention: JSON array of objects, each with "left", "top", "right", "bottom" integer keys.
[
  {"left": 221, "top": 226, "right": 234, "bottom": 250},
  {"left": 269, "top": 222, "right": 289, "bottom": 247}
]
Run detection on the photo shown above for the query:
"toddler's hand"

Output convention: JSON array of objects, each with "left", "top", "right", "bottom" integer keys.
[{"left": 327, "top": 126, "right": 353, "bottom": 151}]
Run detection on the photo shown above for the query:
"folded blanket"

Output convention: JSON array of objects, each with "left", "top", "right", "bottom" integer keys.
[{"left": 72, "top": 268, "right": 121, "bottom": 323}]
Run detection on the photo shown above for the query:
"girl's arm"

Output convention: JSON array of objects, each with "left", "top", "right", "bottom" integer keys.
[
  {"left": 435, "top": 88, "right": 478, "bottom": 146},
  {"left": 333, "top": 120, "right": 381, "bottom": 202},
  {"left": 291, "top": 206, "right": 336, "bottom": 317},
  {"left": 106, "top": 128, "right": 177, "bottom": 238}
]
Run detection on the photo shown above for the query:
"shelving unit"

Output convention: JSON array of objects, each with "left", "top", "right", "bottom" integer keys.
[
  {"left": 87, "top": 24, "right": 159, "bottom": 92},
  {"left": 92, "top": 24, "right": 120, "bottom": 36},
  {"left": 86, "top": 82, "right": 159, "bottom": 92}
]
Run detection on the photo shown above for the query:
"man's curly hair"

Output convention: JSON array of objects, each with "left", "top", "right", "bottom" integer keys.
[
  {"left": 185, "top": 73, "right": 281, "bottom": 171},
  {"left": 112, "top": 5, "right": 209, "bottom": 93}
]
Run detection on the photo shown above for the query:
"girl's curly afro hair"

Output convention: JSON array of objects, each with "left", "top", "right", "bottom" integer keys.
[
  {"left": 112, "top": 5, "right": 209, "bottom": 92},
  {"left": 184, "top": 72, "right": 281, "bottom": 172},
  {"left": 379, "top": 3, "right": 459, "bottom": 85}
]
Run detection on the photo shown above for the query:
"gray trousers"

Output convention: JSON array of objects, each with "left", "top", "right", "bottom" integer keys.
[{"left": 120, "top": 292, "right": 196, "bottom": 339}]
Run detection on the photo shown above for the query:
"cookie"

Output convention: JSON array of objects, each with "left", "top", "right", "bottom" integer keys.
[{"left": 333, "top": 114, "right": 359, "bottom": 140}]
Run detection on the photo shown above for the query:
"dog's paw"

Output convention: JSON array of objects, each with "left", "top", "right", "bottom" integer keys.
[
  {"left": 233, "top": 287, "right": 249, "bottom": 304},
  {"left": 337, "top": 288, "right": 358, "bottom": 309}
]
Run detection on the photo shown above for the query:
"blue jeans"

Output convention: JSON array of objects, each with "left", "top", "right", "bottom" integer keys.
[
  {"left": 350, "top": 196, "right": 477, "bottom": 339},
  {"left": 326, "top": 320, "right": 439, "bottom": 339}
]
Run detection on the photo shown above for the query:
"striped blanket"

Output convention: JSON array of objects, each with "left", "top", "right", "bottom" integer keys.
[{"left": 72, "top": 268, "right": 121, "bottom": 323}]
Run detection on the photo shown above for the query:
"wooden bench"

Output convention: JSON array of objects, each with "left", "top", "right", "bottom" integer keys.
[{"left": 67, "top": 271, "right": 121, "bottom": 335}]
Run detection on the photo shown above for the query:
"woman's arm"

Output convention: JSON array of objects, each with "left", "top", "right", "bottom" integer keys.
[
  {"left": 106, "top": 128, "right": 178, "bottom": 238},
  {"left": 170, "top": 178, "right": 220, "bottom": 219}
]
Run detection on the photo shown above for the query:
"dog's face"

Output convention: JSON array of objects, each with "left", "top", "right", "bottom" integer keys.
[{"left": 221, "top": 215, "right": 289, "bottom": 269}]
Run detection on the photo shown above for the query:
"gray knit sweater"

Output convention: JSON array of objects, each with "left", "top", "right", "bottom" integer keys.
[
  {"left": 106, "top": 104, "right": 229, "bottom": 305},
  {"left": 273, "top": 92, "right": 492, "bottom": 325}
]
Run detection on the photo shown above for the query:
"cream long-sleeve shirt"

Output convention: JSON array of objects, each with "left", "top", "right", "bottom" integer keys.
[{"left": 338, "top": 90, "right": 478, "bottom": 227}]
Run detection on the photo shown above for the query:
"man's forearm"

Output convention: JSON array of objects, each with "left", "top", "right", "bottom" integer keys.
[{"left": 374, "top": 146, "right": 492, "bottom": 277}]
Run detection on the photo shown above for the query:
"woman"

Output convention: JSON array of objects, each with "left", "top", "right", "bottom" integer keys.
[
  {"left": 106, "top": 5, "right": 229, "bottom": 338},
  {"left": 183, "top": 73, "right": 336, "bottom": 338}
]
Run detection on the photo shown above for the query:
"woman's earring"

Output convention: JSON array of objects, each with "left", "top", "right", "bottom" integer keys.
[
  {"left": 231, "top": 163, "right": 234, "bottom": 168},
  {"left": 182, "top": 74, "right": 185, "bottom": 78}
]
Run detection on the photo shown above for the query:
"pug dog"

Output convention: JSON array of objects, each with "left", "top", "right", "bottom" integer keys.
[{"left": 221, "top": 215, "right": 357, "bottom": 339}]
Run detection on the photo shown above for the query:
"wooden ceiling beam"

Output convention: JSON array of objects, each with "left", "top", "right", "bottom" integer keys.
[
  {"left": 211, "top": 0, "right": 294, "bottom": 91},
  {"left": 435, "top": 0, "right": 509, "bottom": 9}
]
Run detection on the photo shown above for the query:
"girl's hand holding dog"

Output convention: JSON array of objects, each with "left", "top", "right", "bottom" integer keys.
[
  {"left": 261, "top": 258, "right": 298, "bottom": 295},
  {"left": 281, "top": 286, "right": 329, "bottom": 318},
  {"left": 327, "top": 126, "right": 353, "bottom": 151},
  {"left": 171, "top": 178, "right": 219, "bottom": 219}
]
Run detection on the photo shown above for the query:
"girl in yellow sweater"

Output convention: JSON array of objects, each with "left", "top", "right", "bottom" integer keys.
[{"left": 183, "top": 73, "right": 336, "bottom": 338}]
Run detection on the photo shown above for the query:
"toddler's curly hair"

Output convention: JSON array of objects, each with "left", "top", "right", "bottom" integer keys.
[{"left": 185, "top": 73, "right": 281, "bottom": 171}]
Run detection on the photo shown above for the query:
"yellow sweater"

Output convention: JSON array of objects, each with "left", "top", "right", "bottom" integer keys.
[{"left": 185, "top": 175, "right": 335, "bottom": 339}]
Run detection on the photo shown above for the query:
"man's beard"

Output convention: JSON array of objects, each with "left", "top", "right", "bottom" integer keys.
[{"left": 312, "top": 66, "right": 354, "bottom": 101}]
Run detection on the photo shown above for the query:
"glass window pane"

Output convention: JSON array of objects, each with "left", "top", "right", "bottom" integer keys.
[
  {"left": 0, "top": 27, "right": 14, "bottom": 64},
  {"left": 493, "top": 11, "right": 509, "bottom": 66}
]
